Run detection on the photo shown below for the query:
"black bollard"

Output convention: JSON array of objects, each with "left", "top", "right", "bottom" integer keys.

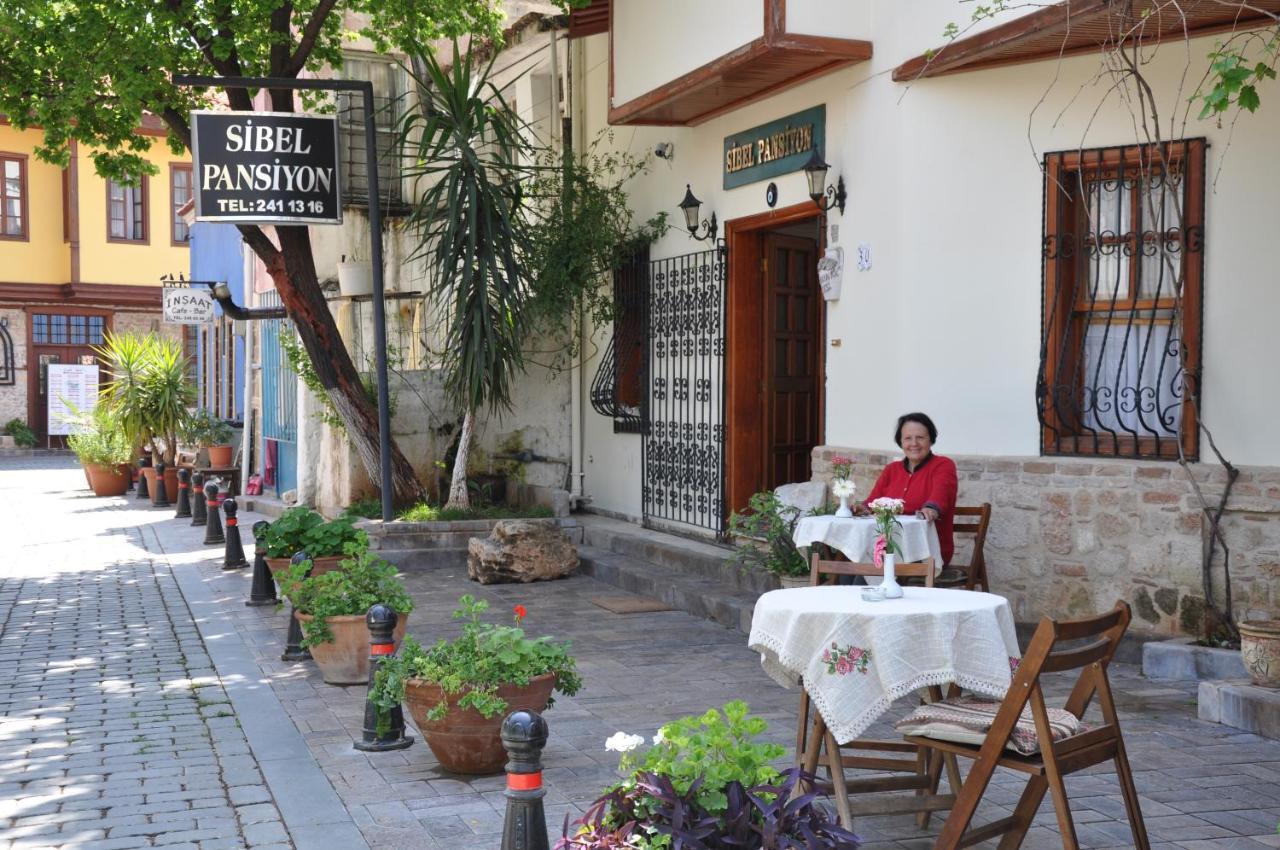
[
  {"left": 152, "top": 461, "right": 171, "bottom": 507},
  {"left": 246, "top": 520, "right": 278, "bottom": 607},
  {"left": 136, "top": 456, "right": 151, "bottom": 500},
  {"left": 190, "top": 471, "right": 207, "bottom": 527},
  {"left": 202, "top": 482, "right": 225, "bottom": 546},
  {"left": 500, "top": 710, "right": 550, "bottom": 850},
  {"left": 174, "top": 468, "right": 192, "bottom": 518},
  {"left": 354, "top": 604, "right": 414, "bottom": 752},
  {"left": 221, "top": 498, "right": 249, "bottom": 570},
  {"left": 281, "top": 550, "right": 313, "bottom": 662}
]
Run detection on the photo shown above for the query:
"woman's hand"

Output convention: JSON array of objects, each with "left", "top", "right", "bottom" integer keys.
[{"left": 916, "top": 506, "right": 940, "bottom": 522}]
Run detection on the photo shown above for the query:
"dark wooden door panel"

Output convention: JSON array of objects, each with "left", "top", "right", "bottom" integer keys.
[{"left": 763, "top": 233, "right": 820, "bottom": 491}]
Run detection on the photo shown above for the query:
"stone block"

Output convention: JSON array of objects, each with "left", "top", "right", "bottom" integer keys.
[
  {"left": 467, "top": 520, "right": 579, "bottom": 584},
  {"left": 1198, "top": 679, "right": 1280, "bottom": 740},
  {"left": 1143, "top": 637, "right": 1247, "bottom": 680}
]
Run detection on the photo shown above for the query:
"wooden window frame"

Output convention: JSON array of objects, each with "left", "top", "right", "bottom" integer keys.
[
  {"left": 0, "top": 152, "right": 29, "bottom": 242},
  {"left": 106, "top": 174, "right": 149, "bottom": 244},
  {"left": 170, "top": 163, "right": 192, "bottom": 246},
  {"left": 1040, "top": 139, "right": 1205, "bottom": 462}
]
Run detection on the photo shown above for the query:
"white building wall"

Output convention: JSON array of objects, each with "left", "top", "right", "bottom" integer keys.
[
  {"left": 578, "top": 1, "right": 1280, "bottom": 521},
  {"left": 785, "top": 0, "right": 871, "bottom": 40}
]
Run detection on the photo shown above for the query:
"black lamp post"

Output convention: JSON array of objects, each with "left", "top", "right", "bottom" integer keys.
[
  {"left": 803, "top": 149, "right": 846, "bottom": 214},
  {"left": 678, "top": 184, "right": 717, "bottom": 242}
]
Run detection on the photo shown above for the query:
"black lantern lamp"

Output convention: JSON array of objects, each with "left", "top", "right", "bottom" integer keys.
[
  {"left": 803, "top": 149, "right": 846, "bottom": 214},
  {"left": 678, "top": 184, "right": 718, "bottom": 242}
]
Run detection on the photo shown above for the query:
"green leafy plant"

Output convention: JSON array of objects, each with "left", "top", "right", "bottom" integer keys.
[
  {"left": 397, "top": 502, "right": 554, "bottom": 522},
  {"left": 728, "top": 491, "right": 807, "bottom": 578},
  {"left": 371, "top": 595, "right": 580, "bottom": 722},
  {"left": 260, "top": 506, "right": 368, "bottom": 559},
  {"left": 279, "top": 329, "right": 397, "bottom": 432},
  {"left": 179, "top": 408, "right": 233, "bottom": 447},
  {"left": 343, "top": 498, "right": 382, "bottom": 520},
  {"left": 2, "top": 418, "right": 36, "bottom": 448},
  {"left": 280, "top": 550, "right": 415, "bottom": 647},
  {"left": 65, "top": 403, "right": 132, "bottom": 466},
  {"left": 94, "top": 331, "right": 194, "bottom": 465}
]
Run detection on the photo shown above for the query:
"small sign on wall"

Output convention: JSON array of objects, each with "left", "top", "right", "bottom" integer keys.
[
  {"left": 723, "top": 105, "right": 826, "bottom": 190},
  {"left": 163, "top": 284, "right": 216, "bottom": 325},
  {"left": 818, "top": 246, "right": 844, "bottom": 301}
]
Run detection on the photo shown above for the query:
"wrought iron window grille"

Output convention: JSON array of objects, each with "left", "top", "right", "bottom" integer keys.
[
  {"left": 1038, "top": 139, "right": 1205, "bottom": 461},
  {"left": 0, "top": 317, "right": 14, "bottom": 386}
]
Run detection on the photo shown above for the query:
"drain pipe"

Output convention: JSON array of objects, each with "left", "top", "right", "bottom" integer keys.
[{"left": 564, "top": 29, "right": 591, "bottom": 510}]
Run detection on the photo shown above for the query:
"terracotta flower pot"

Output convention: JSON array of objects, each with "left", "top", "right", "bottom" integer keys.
[
  {"left": 140, "top": 466, "right": 179, "bottom": 504},
  {"left": 1240, "top": 620, "right": 1280, "bottom": 688},
  {"left": 87, "top": 463, "right": 129, "bottom": 497},
  {"left": 82, "top": 465, "right": 92, "bottom": 487},
  {"left": 267, "top": 555, "right": 345, "bottom": 599},
  {"left": 403, "top": 673, "right": 557, "bottom": 775},
  {"left": 294, "top": 611, "right": 409, "bottom": 685},
  {"left": 207, "top": 445, "right": 233, "bottom": 466}
]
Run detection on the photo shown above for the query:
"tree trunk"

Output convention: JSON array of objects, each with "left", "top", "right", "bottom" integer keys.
[
  {"left": 446, "top": 408, "right": 476, "bottom": 511},
  {"left": 240, "top": 224, "right": 425, "bottom": 507}
]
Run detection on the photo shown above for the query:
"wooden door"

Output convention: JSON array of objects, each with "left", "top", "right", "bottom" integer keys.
[
  {"left": 762, "top": 233, "right": 820, "bottom": 489},
  {"left": 26, "top": 311, "right": 108, "bottom": 445}
]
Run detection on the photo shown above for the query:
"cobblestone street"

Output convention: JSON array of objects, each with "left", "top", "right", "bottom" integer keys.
[{"left": 4, "top": 455, "right": 1280, "bottom": 849}]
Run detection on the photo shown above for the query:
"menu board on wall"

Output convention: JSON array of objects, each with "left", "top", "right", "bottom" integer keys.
[{"left": 47, "top": 364, "right": 99, "bottom": 436}]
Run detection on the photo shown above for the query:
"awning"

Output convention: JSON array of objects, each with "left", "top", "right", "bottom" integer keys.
[{"left": 894, "top": 0, "right": 1280, "bottom": 82}]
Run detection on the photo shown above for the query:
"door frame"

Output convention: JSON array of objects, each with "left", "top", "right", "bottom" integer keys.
[{"left": 724, "top": 202, "right": 826, "bottom": 517}]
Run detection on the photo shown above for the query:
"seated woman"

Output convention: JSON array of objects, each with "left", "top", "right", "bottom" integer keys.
[{"left": 856, "top": 412, "right": 958, "bottom": 567}]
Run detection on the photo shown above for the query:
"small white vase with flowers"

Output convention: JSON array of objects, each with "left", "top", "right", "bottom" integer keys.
[{"left": 868, "top": 497, "right": 906, "bottom": 598}]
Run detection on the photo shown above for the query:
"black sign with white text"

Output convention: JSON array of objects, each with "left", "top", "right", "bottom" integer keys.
[{"left": 191, "top": 110, "right": 342, "bottom": 224}]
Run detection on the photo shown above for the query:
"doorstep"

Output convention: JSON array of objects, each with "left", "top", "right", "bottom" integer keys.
[
  {"left": 242, "top": 493, "right": 288, "bottom": 519},
  {"left": 1199, "top": 679, "right": 1280, "bottom": 740},
  {"left": 1142, "top": 636, "right": 1247, "bottom": 681}
]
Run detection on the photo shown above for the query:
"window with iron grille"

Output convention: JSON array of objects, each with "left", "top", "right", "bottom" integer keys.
[
  {"left": 337, "top": 56, "right": 406, "bottom": 213},
  {"left": 1038, "top": 139, "right": 1205, "bottom": 461},
  {"left": 108, "top": 176, "right": 147, "bottom": 242},
  {"left": 589, "top": 247, "right": 649, "bottom": 433}
]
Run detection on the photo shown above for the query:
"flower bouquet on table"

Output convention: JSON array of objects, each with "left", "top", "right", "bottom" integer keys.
[
  {"left": 830, "top": 454, "right": 857, "bottom": 518},
  {"left": 868, "top": 497, "right": 906, "bottom": 598}
]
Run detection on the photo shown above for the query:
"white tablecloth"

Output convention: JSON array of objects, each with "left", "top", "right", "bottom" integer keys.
[
  {"left": 749, "top": 587, "right": 1020, "bottom": 743},
  {"left": 794, "top": 515, "right": 942, "bottom": 566}
]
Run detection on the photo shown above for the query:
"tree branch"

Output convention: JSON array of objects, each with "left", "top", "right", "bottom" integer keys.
[{"left": 286, "top": 0, "right": 340, "bottom": 76}]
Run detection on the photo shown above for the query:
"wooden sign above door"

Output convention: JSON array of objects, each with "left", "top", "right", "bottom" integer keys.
[{"left": 723, "top": 105, "right": 825, "bottom": 190}]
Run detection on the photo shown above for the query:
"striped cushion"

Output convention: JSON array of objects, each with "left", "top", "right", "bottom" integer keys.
[{"left": 895, "top": 696, "right": 1084, "bottom": 756}]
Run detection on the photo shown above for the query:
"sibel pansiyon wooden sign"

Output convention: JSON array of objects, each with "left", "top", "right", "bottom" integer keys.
[{"left": 191, "top": 110, "right": 342, "bottom": 224}]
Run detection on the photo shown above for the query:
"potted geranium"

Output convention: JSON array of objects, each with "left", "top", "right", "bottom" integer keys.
[
  {"left": 280, "top": 550, "right": 414, "bottom": 685},
  {"left": 371, "top": 595, "right": 580, "bottom": 774},
  {"left": 260, "top": 507, "right": 368, "bottom": 576},
  {"left": 728, "top": 491, "right": 810, "bottom": 588}
]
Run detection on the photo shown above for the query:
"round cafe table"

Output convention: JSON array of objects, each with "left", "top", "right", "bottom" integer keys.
[{"left": 749, "top": 586, "right": 1020, "bottom": 744}]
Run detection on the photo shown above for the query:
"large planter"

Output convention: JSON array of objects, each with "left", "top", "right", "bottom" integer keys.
[
  {"left": 338, "top": 260, "right": 374, "bottom": 297},
  {"left": 207, "top": 445, "right": 234, "bottom": 466},
  {"left": 404, "top": 673, "right": 557, "bottom": 774},
  {"left": 87, "top": 463, "right": 129, "bottom": 497},
  {"left": 294, "top": 611, "right": 409, "bottom": 685},
  {"left": 265, "top": 554, "right": 345, "bottom": 577},
  {"left": 1240, "top": 620, "right": 1280, "bottom": 688}
]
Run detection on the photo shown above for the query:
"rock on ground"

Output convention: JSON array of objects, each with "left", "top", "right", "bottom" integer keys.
[{"left": 467, "top": 519, "right": 579, "bottom": 584}]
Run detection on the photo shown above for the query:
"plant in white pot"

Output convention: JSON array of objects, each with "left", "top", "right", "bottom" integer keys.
[{"left": 338, "top": 248, "right": 374, "bottom": 298}]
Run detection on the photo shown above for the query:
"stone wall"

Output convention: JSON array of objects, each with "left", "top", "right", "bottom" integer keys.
[
  {"left": 0, "top": 309, "right": 28, "bottom": 426},
  {"left": 812, "top": 446, "right": 1280, "bottom": 637}
]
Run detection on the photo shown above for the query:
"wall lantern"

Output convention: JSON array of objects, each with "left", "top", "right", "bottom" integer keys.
[
  {"left": 803, "top": 149, "right": 846, "bottom": 214},
  {"left": 678, "top": 184, "right": 718, "bottom": 242}
]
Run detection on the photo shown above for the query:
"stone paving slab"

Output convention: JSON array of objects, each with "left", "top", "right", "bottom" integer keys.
[{"left": 8, "top": 456, "right": 1280, "bottom": 849}]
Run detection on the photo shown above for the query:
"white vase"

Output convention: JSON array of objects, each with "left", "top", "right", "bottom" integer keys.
[
  {"left": 881, "top": 553, "right": 903, "bottom": 598},
  {"left": 835, "top": 494, "right": 853, "bottom": 518}
]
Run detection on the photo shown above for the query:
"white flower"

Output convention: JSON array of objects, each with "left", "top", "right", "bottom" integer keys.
[
  {"left": 868, "top": 497, "right": 905, "bottom": 515},
  {"left": 605, "top": 732, "right": 645, "bottom": 753},
  {"left": 652, "top": 728, "right": 666, "bottom": 745},
  {"left": 830, "top": 478, "right": 856, "bottom": 499}
]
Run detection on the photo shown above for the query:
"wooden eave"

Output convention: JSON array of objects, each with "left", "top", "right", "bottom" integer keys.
[
  {"left": 608, "top": 1, "right": 871, "bottom": 127},
  {"left": 893, "top": 0, "right": 1280, "bottom": 82}
]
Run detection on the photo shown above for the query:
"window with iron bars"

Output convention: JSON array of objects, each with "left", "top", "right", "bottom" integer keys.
[
  {"left": 1038, "top": 139, "right": 1205, "bottom": 461},
  {"left": 337, "top": 56, "right": 408, "bottom": 215},
  {"left": 590, "top": 247, "right": 649, "bottom": 433}
]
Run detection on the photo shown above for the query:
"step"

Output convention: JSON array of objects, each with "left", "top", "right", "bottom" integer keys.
[
  {"left": 1199, "top": 679, "right": 1280, "bottom": 740},
  {"left": 580, "top": 517, "right": 776, "bottom": 596},
  {"left": 577, "top": 545, "right": 764, "bottom": 635}
]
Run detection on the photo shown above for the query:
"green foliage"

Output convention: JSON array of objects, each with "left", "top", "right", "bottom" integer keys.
[
  {"left": 728, "top": 491, "right": 808, "bottom": 577},
  {"left": 1199, "top": 44, "right": 1278, "bottom": 119},
  {"left": 397, "top": 502, "right": 554, "bottom": 522},
  {"left": 523, "top": 133, "right": 668, "bottom": 365},
  {"left": 279, "top": 329, "right": 396, "bottom": 432},
  {"left": 371, "top": 595, "right": 580, "bottom": 721},
  {"left": 281, "top": 550, "right": 415, "bottom": 648},
  {"left": 618, "top": 701, "right": 785, "bottom": 817},
  {"left": 179, "top": 409, "right": 233, "bottom": 447},
  {"left": 260, "top": 506, "right": 369, "bottom": 559},
  {"left": 1, "top": 418, "right": 36, "bottom": 448},
  {"left": 343, "top": 498, "right": 383, "bottom": 520},
  {"left": 94, "top": 332, "right": 194, "bottom": 465},
  {"left": 65, "top": 403, "right": 132, "bottom": 467}
]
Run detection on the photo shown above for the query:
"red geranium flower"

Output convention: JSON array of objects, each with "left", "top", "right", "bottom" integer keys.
[{"left": 513, "top": 604, "right": 527, "bottom": 622}]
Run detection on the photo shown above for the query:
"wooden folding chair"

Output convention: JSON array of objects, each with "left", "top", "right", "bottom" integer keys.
[
  {"left": 795, "top": 553, "right": 959, "bottom": 830},
  {"left": 935, "top": 503, "right": 992, "bottom": 592},
  {"left": 903, "top": 601, "right": 1148, "bottom": 849}
]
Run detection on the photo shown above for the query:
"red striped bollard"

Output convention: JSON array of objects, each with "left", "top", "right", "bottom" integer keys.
[
  {"left": 152, "top": 461, "right": 171, "bottom": 508},
  {"left": 202, "top": 481, "right": 225, "bottom": 546},
  {"left": 190, "top": 471, "right": 207, "bottom": 526},
  {"left": 174, "top": 467, "right": 192, "bottom": 519},
  {"left": 221, "top": 497, "right": 248, "bottom": 569},
  {"left": 353, "top": 604, "right": 413, "bottom": 752},
  {"left": 500, "top": 710, "right": 549, "bottom": 850}
]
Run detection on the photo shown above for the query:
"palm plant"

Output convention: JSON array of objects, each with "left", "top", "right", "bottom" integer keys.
[
  {"left": 94, "top": 332, "right": 153, "bottom": 458},
  {"left": 400, "top": 41, "right": 538, "bottom": 510},
  {"left": 95, "top": 332, "right": 194, "bottom": 465}
]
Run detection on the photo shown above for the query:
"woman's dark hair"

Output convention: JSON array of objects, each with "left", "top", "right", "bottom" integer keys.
[{"left": 894, "top": 412, "right": 938, "bottom": 447}]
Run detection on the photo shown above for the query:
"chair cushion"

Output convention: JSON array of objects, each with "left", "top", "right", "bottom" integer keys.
[{"left": 895, "top": 696, "right": 1085, "bottom": 756}]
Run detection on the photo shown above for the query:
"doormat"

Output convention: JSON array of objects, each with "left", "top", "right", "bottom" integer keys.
[{"left": 589, "top": 595, "right": 672, "bottom": 614}]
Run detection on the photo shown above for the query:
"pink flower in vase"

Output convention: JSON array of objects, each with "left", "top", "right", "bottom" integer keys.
[{"left": 872, "top": 535, "right": 887, "bottom": 569}]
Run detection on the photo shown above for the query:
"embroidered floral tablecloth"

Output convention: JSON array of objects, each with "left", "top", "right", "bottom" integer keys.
[
  {"left": 748, "top": 587, "right": 1020, "bottom": 743},
  {"left": 793, "top": 515, "right": 942, "bottom": 567}
]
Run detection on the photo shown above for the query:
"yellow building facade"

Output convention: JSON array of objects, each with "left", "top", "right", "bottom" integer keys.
[{"left": 0, "top": 117, "right": 192, "bottom": 443}]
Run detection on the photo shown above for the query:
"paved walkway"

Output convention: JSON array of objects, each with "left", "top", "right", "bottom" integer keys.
[{"left": 5, "top": 456, "right": 1280, "bottom": 849}]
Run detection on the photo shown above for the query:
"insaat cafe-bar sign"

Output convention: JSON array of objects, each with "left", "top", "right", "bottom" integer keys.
[{"left": 191, "top": 110, "right": 341, "bottom": 224}]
